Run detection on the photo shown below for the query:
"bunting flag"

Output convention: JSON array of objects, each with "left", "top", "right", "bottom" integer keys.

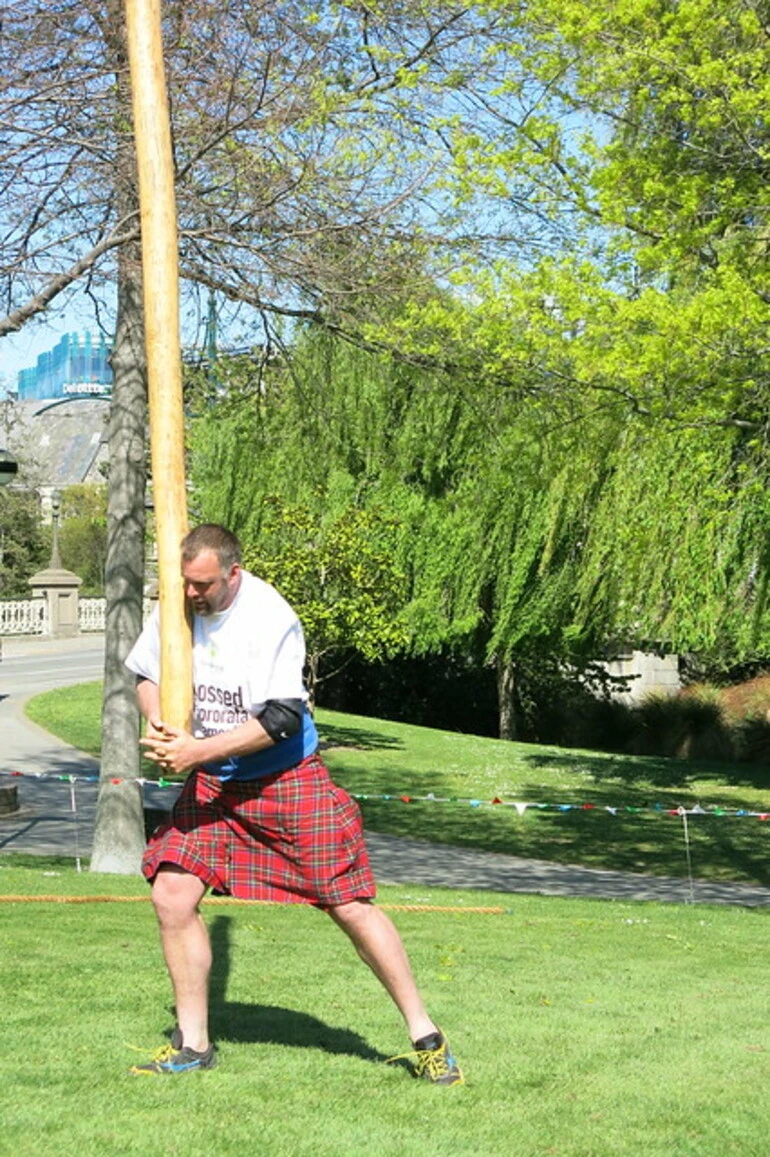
[{"left": 2, "top": 769, "right": 769, "bottom": 819}]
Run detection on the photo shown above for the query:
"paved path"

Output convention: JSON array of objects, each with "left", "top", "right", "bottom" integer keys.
[{"left": 3, "top": 633, "right": 770, "bottom": 907}]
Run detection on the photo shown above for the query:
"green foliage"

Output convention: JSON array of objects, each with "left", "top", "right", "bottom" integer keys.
[
  {"left": 58, "top": 484, "right": 108, "bottom": 595},
  {"left": 386, "top": 255, "right": 770, "bottom": 666},
  {"left": 191, "top": 320, "right": 619, "bottom": 681},
  {"left": 571, "top": 422, "right": 770, "bottom": 660},
  {"left": 500, "top": 0, "right": 770, "bottom": 289},
  {"left": 187, "top": 1, "right": 770, "bottom": 716},
  {"left": 0, "top": 488, "right": 48, "bottom": 596},
  {"left": 190, "top": 285, "right": 770, "bottom": 722},
  {"left": 242, "top": 496, "right": 410, "bottom": 696}
]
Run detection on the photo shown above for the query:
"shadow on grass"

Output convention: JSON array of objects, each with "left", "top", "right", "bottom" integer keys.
[
  {"left": 524, "top": 750, "right": 770, "bottom": 792},
  {"left": 317, "top": 722, "right": 404, "bottom": 753},
  {"left": 0, "top": 852, "right": 82, "bottom": 871},
  {"left": 202, "top": 915, "right": 394, "bottom": 1066}
]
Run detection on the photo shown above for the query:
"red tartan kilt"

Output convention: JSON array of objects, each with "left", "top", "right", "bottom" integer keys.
[{"left": 142, "top": 754, "right": 376, "bottom": 907}]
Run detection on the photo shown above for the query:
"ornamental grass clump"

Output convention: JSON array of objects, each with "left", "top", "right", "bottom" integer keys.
[
  {"left": 734, "top": 715, "right": 770, "bottom": 767},
  {"left": 627, "top": 692, "right": 733, "bottom": 762}
]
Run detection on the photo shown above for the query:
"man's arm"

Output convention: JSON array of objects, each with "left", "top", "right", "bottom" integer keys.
[
  {"left": 139, "top": 703, "right": 278, "bottom": 776},
  {"left": 136, "top": 675, "right": 169, "bottom": 740},
  {"left": 136, "top": 677, "right": 163, "bottom": 735}
]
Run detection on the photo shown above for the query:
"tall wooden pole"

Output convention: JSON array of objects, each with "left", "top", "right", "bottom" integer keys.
[{"left": 124, "top": 0, "right": 192, "bottom": 727}]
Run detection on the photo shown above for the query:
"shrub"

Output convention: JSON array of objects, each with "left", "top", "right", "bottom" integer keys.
[
  {"left": 627, "top": 692, "right": 734, "bottom": 761},
  {"left": 567, "top": 696, "right": 638, "bottom": 753},
  {"left": 734, "top": 715, "right": 770, "bottom": 766}
]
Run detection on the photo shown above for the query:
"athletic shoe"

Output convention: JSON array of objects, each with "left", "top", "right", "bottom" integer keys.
[
  {"left": 389, "top": 1030, "right": 464, "bottom": 1085},
  {"left": 129, "top": 1042, "right": 217, "bottom": 1075}
]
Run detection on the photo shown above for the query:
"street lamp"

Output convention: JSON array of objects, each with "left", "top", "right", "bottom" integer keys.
[
  {"left": 0, "top": 448, "right": 18, "bottom": 486},
  {"left": 50, "top": 487, "right": 62, "bottom": 568},
  {"left": 0, "top": 449, "right": 18, "bottom": 614}
]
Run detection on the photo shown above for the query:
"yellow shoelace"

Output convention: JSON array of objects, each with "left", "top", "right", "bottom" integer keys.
[
  {"left": 125, "top": 1042, "right": 176, "bottom": 1062},
  {"left": 386, "top": 1041, "right": 460, "bottom": 1081}
]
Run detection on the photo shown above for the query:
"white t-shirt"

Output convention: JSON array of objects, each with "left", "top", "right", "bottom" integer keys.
[{"left": 126, "top": 570, "right": 308, "bottom": 743}]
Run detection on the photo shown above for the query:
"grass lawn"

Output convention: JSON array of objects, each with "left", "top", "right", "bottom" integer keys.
[
  {"left": 23, "top": 682, "right": 770, "bottom": 886},
  {"left": 1, "top": 862, "right": 768, "bottom": 1157}
]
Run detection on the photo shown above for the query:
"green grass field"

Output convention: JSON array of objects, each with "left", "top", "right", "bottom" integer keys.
[
  {"left": 23, "top": 681, "right": 770, "bottom": 885},
  {"left": 5, "top": 685, "right": 770, "bottom": 1154},
  {"left": 1, "top": 862, "right": 769, "bottom": 1157}
]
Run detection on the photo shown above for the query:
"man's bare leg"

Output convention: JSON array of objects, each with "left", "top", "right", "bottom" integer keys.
[
  {"left": 150, "top": 864, "right": 211, "bottom": 1052},
  {"left": 327, "top": 899, "right": 437, "bottom": 1043}
]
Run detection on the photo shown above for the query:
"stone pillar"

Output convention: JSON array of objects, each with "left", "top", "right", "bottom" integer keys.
[{"left": 28, "top": 566, "right": 83, "bottom": 637}]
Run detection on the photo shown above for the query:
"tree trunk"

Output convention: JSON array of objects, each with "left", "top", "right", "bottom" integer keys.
[
  {"left": 91, "top": 8, "right": 148, "bottom": 874},
  {"left": 496, "top": 655, "right": 518, "bottom": 742},
  {"left": 90, "top": 247, "right": 148, "bottom": 874},
  {"left": 306, "top": 652, "right": 319, "bottom": 713}
]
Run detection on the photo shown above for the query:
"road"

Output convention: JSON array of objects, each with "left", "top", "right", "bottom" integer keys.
[
  {"left": 0, "top": 633, "right": 174, "bottom": 856},
  {"left": 0, "top": 634, "right": 105, "bottom": 776},
  {"left": 1, "top": 633, "right": 105, "bottom": 696}
]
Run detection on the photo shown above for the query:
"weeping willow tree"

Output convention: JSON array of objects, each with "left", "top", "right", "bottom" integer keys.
[
  {"left": 198, "top": 274, "right": 770, "bottom": 729},
  {"left": 573, "top": 422, "right": 770, "bottom": 667},
  {"left": 188, "top": 317, "right": 626, "bottom": 736}
]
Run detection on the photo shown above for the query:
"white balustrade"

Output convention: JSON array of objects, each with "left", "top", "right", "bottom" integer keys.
[
  {"left": 1, "top": 595, "right": 155, "bottom": 637},
  {"left": 79, "top": 597, "right": 154, "bottom": 631},
  {"left": 79, "top": 597, "right": 106, "bottom": 632},
  {"left": 0, "top": 598, "right": 50, "bottom": 635}
]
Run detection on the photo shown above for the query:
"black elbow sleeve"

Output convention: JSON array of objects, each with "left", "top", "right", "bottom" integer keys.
[{"left": 256, "top": 698, "right": 304, "bottom": 743}]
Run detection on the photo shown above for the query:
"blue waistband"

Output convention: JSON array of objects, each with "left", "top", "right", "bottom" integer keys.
[{"left": 201, "top": 710, "right": 319, "bottom": 780}]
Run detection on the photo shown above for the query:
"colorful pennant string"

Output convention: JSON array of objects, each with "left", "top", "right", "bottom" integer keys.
[{"left": 2, "top": 769, "right": 769, "bottom": 819}]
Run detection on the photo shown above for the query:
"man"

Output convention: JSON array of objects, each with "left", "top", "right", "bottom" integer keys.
[{"left": 126, "top": 523, "right": 463, "bottom": 1084}]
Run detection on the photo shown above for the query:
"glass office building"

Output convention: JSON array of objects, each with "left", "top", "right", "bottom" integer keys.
[{"left": 17, "top": 332, "right": 112, "bottom": 401}]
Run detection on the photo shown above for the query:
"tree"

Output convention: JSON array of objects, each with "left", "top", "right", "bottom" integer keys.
[
  {"left": 527, "top": 0, "right": 770, "bottom": 280},
  {"left": 487, "top": 0, "right": 770, "bottom": 429},
  {"left": 59, "top": 484, "right": 108, "bottom": 594},
  {"left": 189, "top": 320, "right": 611, "bottom": 738},
  {"left": 0, "top": 0, "right": 151, "bottom": 874},
  {"left": 90, "top": 5, "right": 150, "bottom": 875},
  {"left": 0, "top": 399, "right": 49, "bottom": 596},
  {"left": 0, "top": 490, "right": 48, "bottom": 596},
  {"left": 368, "top": 0, "right": 770, "bottom": 692},
  {"left": 484, "top": 2, "right": 770, "bottom": 666},
  {"left": 383, "top": 258, "right": 770, "bottom": 677},
  {"left": 190, "top": 243, "right": 770, "bottom": 739},
  {"left": 0, "top": 1, "right": 577, "bottom": 344},
  {"left": 242, "top": 497, "right": 409, "bottom": 705}
]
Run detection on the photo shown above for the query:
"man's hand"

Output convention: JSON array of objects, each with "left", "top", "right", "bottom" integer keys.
[
  {"left": 140, "top": 724, "right": 201, "bottom": 776},
  {"left": 145, "top": 716, "right": 169, "bottom": 742}
]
